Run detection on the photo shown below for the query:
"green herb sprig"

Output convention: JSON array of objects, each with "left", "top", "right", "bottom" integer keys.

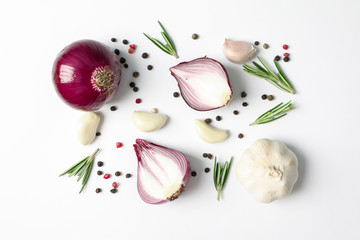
[
  {"left": 144, "top": 21, "right": 178, "bottom": 59},
  {"left": 213, "top": 156, "right": 233, "bottom": 201},
  {"left": 250, "top": 101, "right": 294, "bottom": 126},
  {"left": 59, "top": 148, "right": 99, "bottom": 194},
  {"left": 243, "top": 57, "right": 295, "bottom": 94}
]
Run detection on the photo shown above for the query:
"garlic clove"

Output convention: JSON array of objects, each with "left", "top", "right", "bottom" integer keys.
[
  {"left": 194, "top": 119, "right": 229, "bottom": 143},
  {"left": 223, "top": 39, "right": 256, "bottom": 63},
  {"left": 76, "top": 111, "right": 100, "bottom": 145},
  {"left": 131, "top": 111, "right": 168, "bottom": 132}
]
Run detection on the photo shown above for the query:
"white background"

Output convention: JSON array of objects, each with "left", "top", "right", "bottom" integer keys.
[{"left": 1, "top": 0, "right": 360, "bottom": 239}]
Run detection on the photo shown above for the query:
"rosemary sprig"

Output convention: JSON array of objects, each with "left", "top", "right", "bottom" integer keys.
[
  {"left": 243, "top": 57, "right": 295, "bottom": 94},
  {"left": 213, "top": 156, "right": 233, "bottom": 201},
  {"left": 144, "top": 21, "right": 178, "bottom": 59},
  {"left": 250, "top": 101, "right": 294, "bottom": 126},
  {"left": 59, "top": 148, "right": 99, "bottom": 194}
]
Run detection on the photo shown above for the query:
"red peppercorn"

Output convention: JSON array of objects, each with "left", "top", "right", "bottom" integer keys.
[
  {"left": 135, "top": 98, "right": 141, "bottom": 104},
  {"left": 128, "top": 48, "right": 135, "bottom": 54},
  {"left": 129, "top": 44, "right": 135, "bottom": 48},
  {"left": 284, "top": 53, "right": 289, "bottom": 57},
  {"left": 116, "top": 142, "right": 122, "bottom": 148},
  {"left": 112, "top": 182, "right": 118, "bottom": 188},
  {"left": 283, "top": 44, "right": 289, "bottom": 50},
  {"left": 104, "top": 174, "right": 110, "bottom": 179}
]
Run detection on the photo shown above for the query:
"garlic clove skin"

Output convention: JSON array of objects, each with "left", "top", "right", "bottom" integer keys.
[
  {"left": 223, "top": 39, "right": 256, "bottom": 64},
  {"left": 236, "top": 138, "right": 298, "bottom": 203},
  {"left": 76, "top": 111, "right": 100, "bottom": 145},
  {"left": 194, "top": 119, "right": 229, "bottom": 143},
  {"left": 131, "top": 111, "right": 168, "bottom": 132}
]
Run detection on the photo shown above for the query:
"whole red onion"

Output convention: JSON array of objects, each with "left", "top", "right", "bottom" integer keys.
[{"left": 52, "top": 40, "right": 121, "bottom": 111}]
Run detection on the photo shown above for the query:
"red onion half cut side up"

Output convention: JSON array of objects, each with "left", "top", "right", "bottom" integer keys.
[
  {"left": 52, "top": 40, "right": 121, "bottom": 111},
  {"left": 169, "top": 57, "right": 232, "bottom": 111},
  {"left": 133, "top": 139, "right": 191, "bottom": 204}
]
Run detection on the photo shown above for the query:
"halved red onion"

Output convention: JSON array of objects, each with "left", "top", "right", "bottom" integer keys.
[
  {"left": 53, "top": 40, "right": 121, "bottom": 111},
  {"left": 133, "top": 139, "right": 191, "bottom": 204},
  {"left": 169, "top": 57, "right": 232, "bottom": 111}
]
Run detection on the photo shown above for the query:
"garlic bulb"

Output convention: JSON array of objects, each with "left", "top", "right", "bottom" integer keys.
[
  {"left": 236, "top": 139, "right": 298, "bottom": 203},
  {"left": 76, "top": 111, "right": 100, "bottom": 145},
  {"left": 223, "top": 39, "right": 256, "bottom": 63}
]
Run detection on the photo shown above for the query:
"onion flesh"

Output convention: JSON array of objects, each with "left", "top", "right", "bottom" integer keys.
[
  {"left": 169, "top": 57, "right": 232, "bottom": 111},
  {"left": 133, "top": 139, "right": 191, "bottom": 204},
  {"left": 52, "top": 40, "right": 121, "bottom": 111}
]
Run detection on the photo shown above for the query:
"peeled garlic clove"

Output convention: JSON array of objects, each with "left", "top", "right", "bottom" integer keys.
[
  {"left": 223, "top": 39, "right": 256, "bottom": 63},
  {"left": 236, "top": 138, "right": 298, "bottom": 203},
  {"left": 134, "top": 139, "right": 191, "bottom": 204},
  {"left": 169, "top": 57, "right": 232, "bottom": 111},
  {"left": 194, "top": 119, "right": 228, "bottom": 143},
  {"left": 131, "top": 111, "right": 168, "bottom": 132},
  {"left": 77, "top": 111, "right": 100, "bottom": 145}
]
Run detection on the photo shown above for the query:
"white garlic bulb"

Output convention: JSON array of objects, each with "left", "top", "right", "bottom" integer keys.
[
  {"left": 236, "top": 138, "right": 298, "bottom": 203},
  {"left": 223, "top": 39, "right": 256, "bottom": 63}
]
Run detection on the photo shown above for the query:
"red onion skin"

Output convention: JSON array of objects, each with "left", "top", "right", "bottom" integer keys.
[
  {"left": 134, "top": 139, "right": 191, "bottom": 204},
  {"left": 52, "top": 40, "right": 121, "bottom": 111},
  {"left": 169, "top": 56, "right": 232, "bottom": 111}
]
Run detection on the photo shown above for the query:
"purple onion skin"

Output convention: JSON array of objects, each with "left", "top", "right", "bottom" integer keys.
[
  {"left": 52, "top": 40, "right": 121, "bottom": 111},
  {"left": 169, "top": 56, "right": 232, "bottom": 111},
  {"left": 134, "top": 139, "right": 191, "bottom": 204}
]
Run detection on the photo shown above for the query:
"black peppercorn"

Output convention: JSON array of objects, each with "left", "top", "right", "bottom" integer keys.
[
  {"left": 111, "top": 38, "right": 116, "bottom": 42},
  {"left": 115, "top": 171, "right": 121, "bottom": 176},
  {"left": 263, "top": 43, "right": 269, "bottom": 49},
  {"left": 254, "top": 41, "right": 259, "bottom": 46},
  {"left": 203, "top": 153, "right": 208, "bottom": 158},
  {"left": 129, "top": 82, "right": 135, "bottom": 88},
  {"left": 114, "top": 49, "right": 120, "bottom": 55},
  {"left": 274, "top": 55, "right": 281, "bottom": 61},
  {"left": 242, "top": 102, "right": 248, "bottom": 107},
  {"left": 192, "top": 33, "right": 199, "bottom": 40},
  {"left": 97, "top": 170, "right": 103, "bottom": 175},
  {"left": 261, "top": 94, "right": 268, "bottom": 100},
  {"left": 133, "top": 72, "right": 139, "bottom": 78},
  {"left": 95, "top": 188, "right": 101, "bottom": 193},
  {"left": 110, "top": 106, "right": 117, "bottom": 111},
  {"left": 208, "top": 154, "right": 213, "bottom": 159},
  {"left": 191, "top": 171, "right": 197, "bottom": 177},
  {"left": 97, "top": 161, "right": 103, "bottom": 167},
  {"left": 216, "top": 116, "right": 222, "bottom": 121},
  {"left": 267, "top": 95, "right": 274, "bottom": 101},
  {"left": 96, "top": 132, "right": 101, "bottom": 136},
  {"left": 204, "top": 168, "right": 210, "bottom": 173},
  {"left": 233, "top": 110, "right": 239, "bottom": 115},
  {"left": 204, "top": 118, "right": 212, "bottom": 124},
  {"left": 110, "top": 189, "right": 117, "bottom": 193},
  {"left": 124, "top": 64, "right": 128, "bottom": 68},
  {"left": 133, "top": 87, "right": 139, "bottom": 92},
  {"left": 238, "top": 133, "right": 244, "bottom": 139},
  {"left": 173, "top": 92, "right": 180, "bottom": 98},
  {"left": 284, "top": 56, "right": 290, "bottom": 62},
  {"left": 147, "top": 65, "right": 153, "bottom": 70},
  {"left": 241, "top": 91, "right": 247, "bottom": 98},
  {"left": 142, "top": 53, "right": 149, "bottom": 58},
  {"left": 120, "top": 57, "right": 126, "bottom": 64},
  {"left": 122, "top": 39, "right": 128, "bottom": 45},
  {"left": 125, "top": 173, "right": 132, "bottom": 178}
]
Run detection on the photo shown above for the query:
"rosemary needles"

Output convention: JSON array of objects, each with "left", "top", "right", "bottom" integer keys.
[
  {"left": 243, "top": 57, "right": 295, "bottom": 94},
  {"left": 214, "top": 156, "right": 233, "bottom": 201},
  {"left": 59, "top": 148, "right": 99, "bottom": 193},
  {"left": 144, "top": 21, "right": 178, "bottom": 59},
  {"left": 250, "top": 101, "right": 294, "bottom": 126}
]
